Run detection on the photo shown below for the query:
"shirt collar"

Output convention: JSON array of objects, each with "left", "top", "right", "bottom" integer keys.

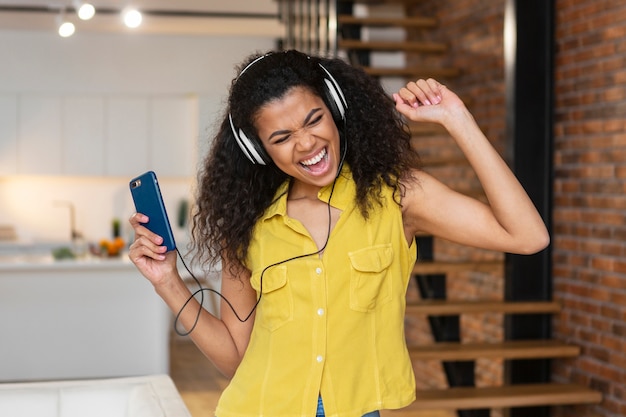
[{"left": 262, "top": 164, "right": 355, "bottom": 221}]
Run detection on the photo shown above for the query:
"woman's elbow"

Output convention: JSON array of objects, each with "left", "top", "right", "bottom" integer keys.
[
  {"left": 517, "top": 229, "right": 550, "bottom": 255},
  {"left": 216, "top": 359, "right": 242, "bottom": 380},
  {"left": 220, "top": 367, "right": 237, "bottom": 380}
]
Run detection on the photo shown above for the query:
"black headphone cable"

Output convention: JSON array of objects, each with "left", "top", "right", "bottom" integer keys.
[{"left": 173, "top": 173, "right": 340, "bottom": 337}]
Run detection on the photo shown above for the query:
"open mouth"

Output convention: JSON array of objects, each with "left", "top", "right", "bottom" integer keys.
[{"left": 299, "top": 147, "right": 328, "bottom": 173}]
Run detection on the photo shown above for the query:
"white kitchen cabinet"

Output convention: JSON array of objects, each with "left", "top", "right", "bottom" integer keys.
[
  {"left": 63, "top": 96, "right": 105, "bottom": 176},
  {"left": 0, "top": 95, "right": 18, "bottom": 176},
  {"left": 105, "top": 97, "right": 149, "bottom": 177},
  {"left": 1, "top": 94, "right": 198, "bottom": 178},
  {"left": 0, "top": 258, "right": 170, "bottom": 381},
  {"left": 150, "top": 96, "right": 198, "bottom": 177},
  {"left": 105, "top": 96, "right": 198, "bottom": 178},
  {"left": 18, "top": 96, "right": 63, "bottom": 175}
]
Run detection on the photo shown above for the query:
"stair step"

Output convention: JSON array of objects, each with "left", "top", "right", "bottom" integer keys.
[
  {"left": 339, "top": 39, "right": 448, "bottom": 53},
  {"left": 407, "top": 383, "right": 602, "bottom": 410},
  {"left": 409, "top": 340, "right": 580, "bottom": 361},
  {"left": 361, "top": 66, "right": 460, "bottom": 78},
  {"left": 412, "top": 260, "right": 502, "bottom": 275},
  {"left": 406, "top": 300, "right": 562, "bottom": 315},
  {"left": 339, "top": 15, "right": 437, "bottom": 28}
]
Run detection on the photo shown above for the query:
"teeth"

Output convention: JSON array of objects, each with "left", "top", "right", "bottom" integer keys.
[{"left": 301, "top": 148, "right": 327, "bottom": 166}]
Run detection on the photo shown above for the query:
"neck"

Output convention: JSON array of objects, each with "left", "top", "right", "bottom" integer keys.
[{"left": 288, "top": 179, "right": 322, "bottom": 201}]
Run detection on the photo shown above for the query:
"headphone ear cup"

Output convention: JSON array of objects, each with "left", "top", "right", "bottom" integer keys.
[
  {"left": 318, "top": 63, "right": 348, "bottom": 163},
  {"left": 323, "top": 79, "right": 345, "bottom": 125},
  {"left": 318, "top": 63, "right": 348, "bottom": 125},
  {"left": 229, "top": 114, "right": 270, "bottom": 165},
  {"left": 238, "top": 129, "right": 271, "bottom": 165}
]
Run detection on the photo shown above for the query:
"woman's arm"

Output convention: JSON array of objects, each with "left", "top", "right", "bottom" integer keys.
[
  {"left": 394, "top": 79, "right": 550, "bottom": 255},
  {"left": 128, "top": 213, "right": 257, "bottom": 378}
]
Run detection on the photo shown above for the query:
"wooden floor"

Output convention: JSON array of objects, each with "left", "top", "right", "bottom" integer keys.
[{"left": 169, "top": 339, "right": 453, "bottom": 417}]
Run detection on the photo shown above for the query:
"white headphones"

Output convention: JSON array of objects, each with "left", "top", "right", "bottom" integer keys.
[{"left": 229, "top": 58, "right": 347, "bottom": 165}]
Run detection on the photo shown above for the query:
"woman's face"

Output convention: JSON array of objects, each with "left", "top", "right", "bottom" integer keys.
[{"left": 255, "top": 86, "right": 342, "bottom": 190}]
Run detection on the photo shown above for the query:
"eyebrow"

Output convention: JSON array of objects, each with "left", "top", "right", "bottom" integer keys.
[{"left": 268, "top": 107, "right": 323, "bottom": 141}]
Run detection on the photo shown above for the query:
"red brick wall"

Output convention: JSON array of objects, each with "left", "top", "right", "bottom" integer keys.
[
  {"left": 404, "top": 1, "right": 626, "bottom": 416},
  {"left": 552, "top": 1, "right": 626, "bottom": 416}
]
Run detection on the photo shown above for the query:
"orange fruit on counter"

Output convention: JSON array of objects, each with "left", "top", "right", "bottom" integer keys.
[{"left": 99, "top": 237, "right": 126, "bottom": 256}]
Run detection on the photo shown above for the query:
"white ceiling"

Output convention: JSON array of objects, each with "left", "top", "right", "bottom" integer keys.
[{"left": 0, "top": 0, "right": 284, "bottom": 37}]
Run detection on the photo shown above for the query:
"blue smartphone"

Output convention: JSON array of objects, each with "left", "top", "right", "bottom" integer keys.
[{"left": 129, "top": 171, "right": 176, "bottom": 251}]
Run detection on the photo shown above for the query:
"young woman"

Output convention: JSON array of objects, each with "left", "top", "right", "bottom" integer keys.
[{"left": 128, "top": 50, "right": 549, "bottom": 417}]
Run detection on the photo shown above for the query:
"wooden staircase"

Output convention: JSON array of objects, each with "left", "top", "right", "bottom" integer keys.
[{"left": 278, "top": 0, "right": 603, "bottom": 414}]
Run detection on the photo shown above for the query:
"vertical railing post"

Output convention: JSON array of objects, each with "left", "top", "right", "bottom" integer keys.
[
  {"left": 504, "top": 1, "right": 554, "bottom": 416},
  {"left": 279, "top": 0, "right": 339, "bottom": 57},
  {"left": 278, "top": 0, "right": 295, "bottom": 50},
  {"left": 327, "top": 0, "right": 338, "bottom": 57}
]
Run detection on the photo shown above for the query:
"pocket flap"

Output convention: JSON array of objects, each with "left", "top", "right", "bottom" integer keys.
[
  {"left": 250, "top": 264, "right": 288, "bottom": 294},
  {"left": 348, "top": 244, "right": 394, "bottom": 273}
]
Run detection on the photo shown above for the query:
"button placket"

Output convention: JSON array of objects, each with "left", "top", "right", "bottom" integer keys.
[{"left": 312, "top": 262, "right": 326, "bottom": 367}]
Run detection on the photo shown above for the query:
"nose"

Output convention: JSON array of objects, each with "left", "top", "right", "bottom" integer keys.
[{"left": 294, "top": 131, "right": 315, "bottom": 151}]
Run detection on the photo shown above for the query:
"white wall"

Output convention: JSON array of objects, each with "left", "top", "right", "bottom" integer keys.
[
  {"left": 0, "top": 30, "right": 272, "bottom": 95},
  {"left": 0, "top": 30, "right": 277, "bottom": 244}
]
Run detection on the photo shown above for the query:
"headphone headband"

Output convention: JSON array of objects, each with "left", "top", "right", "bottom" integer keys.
[{"left": 229, "top": 55, "right": 348, "bottom": 165}]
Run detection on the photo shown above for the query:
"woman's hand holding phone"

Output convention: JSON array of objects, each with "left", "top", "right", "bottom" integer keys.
[
  {"left": 128, "top": 212, "right": 179, "bottom": 287},
  {"left": 128, "top": 171, "right": 179, "bottom": 286}
]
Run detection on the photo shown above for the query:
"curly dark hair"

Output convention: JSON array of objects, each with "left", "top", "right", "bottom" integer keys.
[{"left": 191, "top": 49, "right": 420, "bottom": 272}]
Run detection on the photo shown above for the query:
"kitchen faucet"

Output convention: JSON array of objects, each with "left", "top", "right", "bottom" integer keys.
[{"left": 54, "top": 200, "right": 83, "bottom": 241}]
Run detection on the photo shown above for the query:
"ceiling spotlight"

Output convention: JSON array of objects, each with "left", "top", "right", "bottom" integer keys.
[
  {"left": 75, "top": 2, "right": 96, "bottom": 20},
  {"left": 56, "top": 10, "right": 75, "bottom": 37},
  {"left": 122, "top": 8, "right": 142, "bottom": 28},
  {"left": 58, "top": 21, "right": 76, "bottom": 37}
]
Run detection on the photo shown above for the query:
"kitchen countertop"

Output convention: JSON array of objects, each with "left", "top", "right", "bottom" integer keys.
[
  {"left": 0, "top": 253, "right": 136, "bottom": 271},
  {"left": 0, "top": 240, "right": 138, "bottom": 271}
]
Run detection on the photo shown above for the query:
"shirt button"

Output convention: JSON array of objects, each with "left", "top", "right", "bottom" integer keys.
[
  {"left": 315, "top": 267, "right": 322, "bottom": 275},
  {"left": 316, "top": 355, "right": 323, "bottom": 363},
  {"left": 317, "top": 308, "right": 324, "bottom": 316}
]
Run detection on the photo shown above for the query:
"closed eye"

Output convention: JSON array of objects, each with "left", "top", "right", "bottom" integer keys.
[
  {"left": 303, "top": 108, "right": 323, "bottom": 127},
  {"left": 307, "top": 113, "right": 323, "bottom": 126},
  {"left": 268, "top": 129, "right": 291, "bottom": 144},
  {"left": 273, "top": 114, "right": 322, "bottom": 144},
  {"left": 267, "top": 107, "right": 324, "bottom": 144},
  {"left": 273, "top": 135, "right": 290, "bottom": 144}
]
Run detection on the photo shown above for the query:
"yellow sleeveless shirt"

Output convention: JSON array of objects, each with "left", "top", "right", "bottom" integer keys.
[{"left": 216, "top": 166, "right": 416, "bottom": 417}]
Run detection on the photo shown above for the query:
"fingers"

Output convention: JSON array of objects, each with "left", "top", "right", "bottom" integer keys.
[
  {"left": 397, "top": 78, "right": 444, "bottom": 108},
  {"left": 129, "top": 212, "right": 164, "bottom": 244},
  {"left": 129, "top": 212, "right": 148, "bottom": 226},
  {"left": 127, "top": 214, "right": 179, "bottom": 289},
  {"left": 128, "top": 212, "right": 167, "bottom": 260},
  {"left": 129, "top": 234, "right": 168, "bottom": 261}
]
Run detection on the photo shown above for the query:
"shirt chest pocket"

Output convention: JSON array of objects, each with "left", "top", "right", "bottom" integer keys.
[
  {"left": 348, "top": 244, "right": 394, "bottom": 312},
  {"left": 251, "top": 264, "right": 293, "bottom": 331}
]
